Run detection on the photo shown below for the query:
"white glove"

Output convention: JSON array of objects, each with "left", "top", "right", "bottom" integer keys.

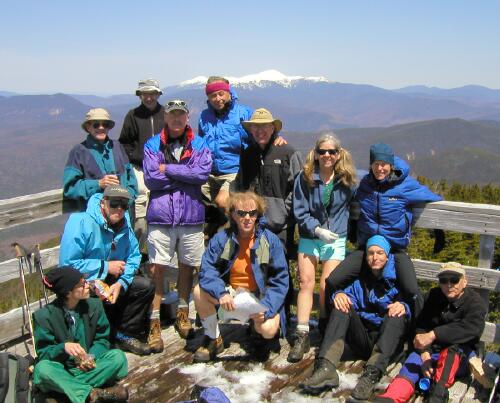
[{"left": 314, "top": 227, "right": 339, "bottom": 243}]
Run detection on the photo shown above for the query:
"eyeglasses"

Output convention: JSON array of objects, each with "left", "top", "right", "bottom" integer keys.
[
  {"left": 166, "top": 100, "right": 187, "bottom": 107},
  {"left": 108, "top": 199, "right": 129, "bottom": 210},
  {"left": 438, "top": 276, "right": 461, "bottom": 285},
  {"left": 234, "top": 209, "right": 258, "bottom": 218},
  {"left": 91, "top": 121, "right": 112, "bottom": 129},
  {"left": 316, "top": 148, "right": 340, "bottom": 156}
]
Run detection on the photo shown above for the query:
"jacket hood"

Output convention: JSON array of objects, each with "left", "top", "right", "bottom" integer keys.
[{"left": 86, "top": 193, "right": 131, "bottom": 230}]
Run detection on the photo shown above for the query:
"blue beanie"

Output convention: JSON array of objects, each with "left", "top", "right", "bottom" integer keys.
[
  {"left": 370, "top": 143, "right": 394, "bottom": 165},
  {"left": 366, "top": 235, "right": 391, "bottom": 256}
]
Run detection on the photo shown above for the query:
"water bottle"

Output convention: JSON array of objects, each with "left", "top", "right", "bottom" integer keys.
[{"left": 418, "top": 377, "right": 431, "bottom": 392}]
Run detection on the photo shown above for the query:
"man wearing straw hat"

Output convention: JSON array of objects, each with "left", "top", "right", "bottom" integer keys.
[
  {"left": 375, "top": 262, "right": 487, "bottom": 403},
  {"left": 64, "top": 108, "right": 138, "bottom": 209}
]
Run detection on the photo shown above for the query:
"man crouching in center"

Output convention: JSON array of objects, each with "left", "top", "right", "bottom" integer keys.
[
  {"left": 301, "top": 235, "right": 411, "bottom": 400},
  {"left": 192, "top": 191, "right": 289, "bottom": 363}
]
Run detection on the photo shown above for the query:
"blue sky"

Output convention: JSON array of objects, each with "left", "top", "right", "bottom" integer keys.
[{"left": 1, "top": 0, "right": 499, "bottom": 94}]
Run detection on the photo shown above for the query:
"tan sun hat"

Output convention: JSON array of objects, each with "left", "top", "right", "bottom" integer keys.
[
  {"left": 242, "top": 108, "right": 282, "bottom": 133},
  {"left": 437, "top": 261, "right": 466, "bottom": 277},
  {"left": 81, "top": 108, "right": 115, "bottom": 133}
]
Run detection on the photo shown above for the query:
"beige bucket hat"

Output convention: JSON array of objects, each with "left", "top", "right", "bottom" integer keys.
[
  {"left": 242, "top": 108, "right": 282, "bottom": 133},
  {"left": 437, "top": 261, "right": 466, "bottom": 277},
  {"left": 81, "top": 108, "right": 115, "bottom": 132},
  {"left": 135, "top": 78, "right": 162, "bottom": 95}
]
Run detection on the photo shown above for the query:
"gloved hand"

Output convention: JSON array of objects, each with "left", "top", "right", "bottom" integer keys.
[{"left": 314, "top": 227, "right": 339, "bottom": 243}]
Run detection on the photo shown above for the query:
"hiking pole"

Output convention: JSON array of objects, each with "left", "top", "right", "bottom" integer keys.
[
  {"left": 34, "top": 244, "right": 49, "bottom": 305},
  {"left": 13, "top": 243, "right": 37, "bottom": 358}
]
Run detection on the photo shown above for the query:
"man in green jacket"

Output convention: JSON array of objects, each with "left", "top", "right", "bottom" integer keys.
[{"left": 33, "top": 267, "right": 128, "bottom": 403}]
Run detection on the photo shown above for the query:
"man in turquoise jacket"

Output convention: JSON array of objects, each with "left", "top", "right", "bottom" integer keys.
[
  {"left": 33, "top": 267, "right": 128, "bottom": 403},
  {"left": 60, "top": 185, "right": 154, "bottom": 356}
]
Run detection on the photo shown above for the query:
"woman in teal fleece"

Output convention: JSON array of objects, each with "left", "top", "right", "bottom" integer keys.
[{"left": 33, "top": 267, "right": 128, "bottom": 403}]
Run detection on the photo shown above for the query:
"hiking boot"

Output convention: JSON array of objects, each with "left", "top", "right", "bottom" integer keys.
[
  {"left": 89, "top": 385, "right": 128, "bottom": 402},
  {"left": 300, "top": 358, "right": 339, "bottom": 395},
  {"left": 147, "top": 319, "right": 164, "bottom": 353},
  {"left": 351, "top": 365, "right": 383, "bottom": 400},
  {"left": 115, "top": 334, "right": 151, "bottom": 356},
  {"left": 193, "top": 335, "right": 224, "bottom": 363},
  {"left": 287, "top": 330, "right": 310, "bottom": 363},
  {"left": 175, "top": 307, "right": 194, "bottom": 339}
]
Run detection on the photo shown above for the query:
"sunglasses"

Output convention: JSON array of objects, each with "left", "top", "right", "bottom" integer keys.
[
  {"left": 316, "top": 148, "right": 340, "bottom": 156},
  {"left": 108, "top": 199, "right": 129, "bottom": 210},
  {"left": 234, "top": 209, "right": 258, "bottom": 218},
  {"left": 438, "top": 276, "right": 461, "bottom": 285},
  {"left": 167, "top": 100, "right": 187, "bottom": 107},
  {"left": 91, "top": 121, "right": 112, "bottom": 129}
]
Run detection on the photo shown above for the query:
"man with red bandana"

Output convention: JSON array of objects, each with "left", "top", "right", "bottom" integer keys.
[{"left": 143, "top": 100, "right": 212, "bottom": 351}]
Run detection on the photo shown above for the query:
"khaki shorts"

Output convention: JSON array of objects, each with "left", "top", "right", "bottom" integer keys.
[
  {"left": 201, "top": 173, "right": 238, "bottom": 203},
  {"left": 147, "top": 224, "right": 204, "bottom": 267}
]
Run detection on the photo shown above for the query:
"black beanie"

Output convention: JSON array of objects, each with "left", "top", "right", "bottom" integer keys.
[{"left": 43, "top": 267, "right": 83, "bottom": 296}]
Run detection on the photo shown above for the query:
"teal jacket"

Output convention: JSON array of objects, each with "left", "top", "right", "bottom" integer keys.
[
  {"left": 59, "top": 193, "right": 141, "bottom": 291},
  {"left": 33, "top": 297, "right": 110, "bottom": 368}
]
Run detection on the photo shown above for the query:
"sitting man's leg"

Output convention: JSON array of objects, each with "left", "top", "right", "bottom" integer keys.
[
  {"left": 352, "top": 315, "right": 407, "bottom": 400},
  {"left": 192, "top": 285, "right": 224, "bottom": 363}
]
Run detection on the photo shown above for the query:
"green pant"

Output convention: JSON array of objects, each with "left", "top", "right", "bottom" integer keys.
[{"left": 33, "top": 349, "right": 128, "bottom": 403}]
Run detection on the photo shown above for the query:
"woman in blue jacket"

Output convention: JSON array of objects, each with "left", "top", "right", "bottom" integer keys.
[
  {"left": 326, "top": 143, "right": 442, "bottom": 323},
  {"left": 289, "top": 133, "right": 357, "bottom": 363}
]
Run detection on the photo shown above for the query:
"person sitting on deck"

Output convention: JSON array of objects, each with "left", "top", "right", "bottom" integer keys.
[
  {"left": 59, "top": 185, "right": 155, "bottom": 356},
  {"left": 143, "top": 99, "right": 212, "bottom": 347},
  {"left": 301, "top": 235, "right": 412, "bottom": 401},
  {"left": 374, "top": 262, "right": 487, "bottom": 403},
  {"left": 63, "top": 108, "right": 138, "bottom": 210},
  {"left": 192, "top": 191, "right": 289, "bottom": 363},
  {"left": 33, "top": 267, "right": 128, "bottom": 403}
]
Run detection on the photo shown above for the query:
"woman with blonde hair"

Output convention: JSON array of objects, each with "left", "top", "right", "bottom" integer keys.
[{"left": 288, "top": 133, "right": 356, "bottom": 363}]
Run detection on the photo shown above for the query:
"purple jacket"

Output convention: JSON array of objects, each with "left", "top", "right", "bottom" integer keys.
[{"left": 143, "top": 126, "right": 212, "bottom": 226}]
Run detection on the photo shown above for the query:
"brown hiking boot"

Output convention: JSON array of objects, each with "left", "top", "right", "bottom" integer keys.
[
  {"left": 175, "top": 307, "right": 194, "bottom": 339},
  {"left": 147, "top": 319, "right": 164, "bottom": 353},
  {"left": 89, "top": 385, "right": 128, "bottom": 402},
  {"left": 193, "top": 335, "right": 224, "bottom": 363}
]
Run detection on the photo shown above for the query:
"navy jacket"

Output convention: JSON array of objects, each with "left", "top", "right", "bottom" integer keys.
[{"left": 356, "top": 156, "right": 442, "bottom": 249}]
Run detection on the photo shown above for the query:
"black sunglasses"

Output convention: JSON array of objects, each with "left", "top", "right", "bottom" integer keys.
[
  {"left": 438, "top": 276, "right": 461, "bottom": 285},
  {"left": 234, "top": 209, "right": 258, "bottom": 218},
  {"left": 91, "top": 121, "right": 112, "bottom": 129},
  {"left": 167, "top": 100, "right": 187, "bottom": 107},
  {"left": 316, "top": 148, "right": 340, "bottom": 156},
  {"left": 108, "top": 199, "right": 129, "bottom": 210}
]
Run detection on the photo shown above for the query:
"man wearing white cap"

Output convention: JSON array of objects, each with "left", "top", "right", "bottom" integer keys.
[
  {"left": 119, "top": 79, "right": 164, "bottom": 254},
  {"left": 375, "top": 262, "right": 487, "bottom": 403}
]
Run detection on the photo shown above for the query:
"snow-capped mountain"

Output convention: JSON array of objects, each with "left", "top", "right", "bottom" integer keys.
[{"left": 178, "top": 69, "right": 330, "bottom": 89}]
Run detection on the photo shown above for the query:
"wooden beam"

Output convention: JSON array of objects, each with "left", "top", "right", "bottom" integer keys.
[
  {"left": 480, "top": 322, "right": 500, "bottom": 344},
  {"left": 0, "top": 246, "right": 60, "bottom": 283}
]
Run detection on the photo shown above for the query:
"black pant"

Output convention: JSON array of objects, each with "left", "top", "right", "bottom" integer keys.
[
  {"left": 325, "top": 249, "right": 423, "bottom": 318},
  {"left": 104, "top": 275, "right": 155, "bottom": 339},
  {"left": 318, "top": 308, "right": 407, "bottom": 372}
]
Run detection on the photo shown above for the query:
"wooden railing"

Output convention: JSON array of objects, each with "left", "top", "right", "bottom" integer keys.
[{"left": 0, "top": 189, "right": 499, "bottom": 346}]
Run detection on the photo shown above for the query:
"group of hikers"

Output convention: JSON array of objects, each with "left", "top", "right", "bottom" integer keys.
[{"left": 31, "top": 77, "right": 488, "bottom": 403}]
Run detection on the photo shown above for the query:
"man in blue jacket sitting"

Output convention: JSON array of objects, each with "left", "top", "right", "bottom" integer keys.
[
  {"left": 60, "top": 185, "right": 155, "bottom": 356},
  {"left": 301, "top": 235, "right": 411, "bottom": 400}
]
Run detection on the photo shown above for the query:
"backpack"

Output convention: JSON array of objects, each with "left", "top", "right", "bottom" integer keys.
[{"left": 0, "top": 353, "right": 31, "bottom": 403}]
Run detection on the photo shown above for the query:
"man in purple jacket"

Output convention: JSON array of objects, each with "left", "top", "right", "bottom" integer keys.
[{"left": 143, "top": 100, "right": 212, "bottom": 351}]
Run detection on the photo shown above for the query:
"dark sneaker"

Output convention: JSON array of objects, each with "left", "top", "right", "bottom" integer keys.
[
  {"left": 89, "top": 385, "right": 129, "bottom": 402},
  {"left": 300, "top": 358, "right": 339, "bottom": 395},
  {"left": 193, "top": 335, "right": 224, "bottom": 363},
  {"left": 351, "top": 365, "right": 383, "bottom": 400},
  {"left": 147, "top": 319, "right": 164, "bottom": 353},
  {"left": 175, "top": 307, "right": 194, "bottom": 339},
  {"left": 287, "top": 330, "right": 310, "bottom": 363},
  {"left": 115, "top": 334, "right": 151, "bottom": 356}
]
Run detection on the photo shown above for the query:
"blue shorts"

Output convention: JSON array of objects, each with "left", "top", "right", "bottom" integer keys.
[{"left": 298, "top": 237, "right": 346, "bottom": 261}]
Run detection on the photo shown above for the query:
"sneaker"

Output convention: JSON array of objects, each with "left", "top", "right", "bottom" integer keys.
[
  {"left": 287, "top": 330, "right": 310, "bottom": 363},
  {"left": 89, "top": 385, "right": 129, "bottom": 402},
  {"left": 193, "top": 335, "right": 224, "bottom": 363},
  {"left": 175, "top": 307, "right": 194, "bottom": 339},
  {"left": 351, "top": 365, "right": 383, "bottom": 401},
  {"left": 300, "top": 358, "right": 339, "bottom": 395},
  {"left": 115, "top": 333, "right": 151, "bottom": 356},
  {"left": 147, "top": 319, "right": 164, "bottom": 353}
]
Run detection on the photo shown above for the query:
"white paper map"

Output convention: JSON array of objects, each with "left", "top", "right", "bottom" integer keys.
[{"left": 219, "top": 291, "right": 268, "bottom": 323}]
